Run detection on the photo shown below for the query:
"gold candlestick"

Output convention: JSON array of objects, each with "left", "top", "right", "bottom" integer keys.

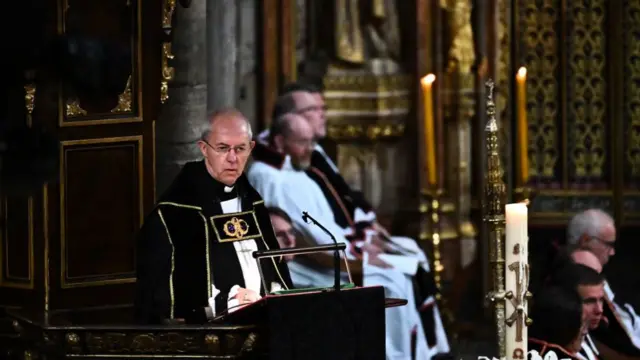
[{"left": 484, "top": 79, "right": 507, "bottom": 359}]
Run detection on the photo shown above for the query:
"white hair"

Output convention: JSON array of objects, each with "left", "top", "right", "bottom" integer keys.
[{"left": 567, "top": 209, "right": 614, "bottom": 245}]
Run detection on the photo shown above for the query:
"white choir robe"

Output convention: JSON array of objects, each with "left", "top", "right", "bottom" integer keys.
[
  {"left": 258, "top": 131, "right": 433, "bottom": 277},
  {"left": 603, "top": 281, "right": 640, "bottom": 350},
  {"left": 205, "top": 191, "right": 282, "bottom": 318},
  {"left": 312, "top": 143, "right": 449, "bottom": 355},
  {"left": 248, "top": 158, "right": 438, "bottom": 360}
]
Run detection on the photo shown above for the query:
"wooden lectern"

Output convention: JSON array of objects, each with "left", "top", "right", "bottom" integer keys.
[
  {"left": 6, "top": 243, "right": 405, "bottom": 359},
  {"left": 217, "top": 286, "right": 400, "bottom": 360}
]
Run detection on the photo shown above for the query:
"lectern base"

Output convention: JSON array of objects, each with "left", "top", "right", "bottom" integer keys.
[{"left": 222, "top": 286, "right": 387, "bottom": 360}]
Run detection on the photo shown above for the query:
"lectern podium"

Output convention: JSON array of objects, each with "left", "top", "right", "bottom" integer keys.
[
  {"left": 215, "top": 241, "right": 407, "bottom": 360},
  {"left": 218, "top": 285, "right": 403, "bottom": 360}
]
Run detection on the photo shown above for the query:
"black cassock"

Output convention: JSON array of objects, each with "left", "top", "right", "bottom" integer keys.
[{"left": 135, "top": 160, "right": 293, "bottom": 324}]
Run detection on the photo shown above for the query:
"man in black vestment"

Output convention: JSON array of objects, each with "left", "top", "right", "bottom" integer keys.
[{"left": 135, "top": 109, "right": 292, "bottom": 324}]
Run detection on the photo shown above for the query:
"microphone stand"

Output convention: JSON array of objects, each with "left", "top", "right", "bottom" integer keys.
[{"left": 302, "top": 211, "right": 341, "bottom": 292}]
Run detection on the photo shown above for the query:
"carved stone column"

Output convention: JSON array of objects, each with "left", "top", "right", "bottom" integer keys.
[
  {"left": 156, "top": 1, "right": 207, "bottom": 196},
  {"left": 206, "top": 0, "right": 238, "bottom": 112}
]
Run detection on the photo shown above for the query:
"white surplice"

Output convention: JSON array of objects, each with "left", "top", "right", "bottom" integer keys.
[
  {"left": 257, "top": 130, "right": 432, "bottom": 275},
  {"left": 603, "top": 281, "right": 640, "bottom": 350},
  {"left": 247, "top": 157, "right": 432, "bottom": 360},
  {"left": 312, "top": 143, "right": 449, "bottom": 356},
  {"left": 577, "top": 333, "right": 599, "bottom": 360}
]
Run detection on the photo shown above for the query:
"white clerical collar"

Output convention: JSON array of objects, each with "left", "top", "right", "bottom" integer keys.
[
  {"left": 224, "top": 186, "right": 234, "bottom": 193},
  {"left": 281, "top": 155, "right": 295, "bottom": 171}
]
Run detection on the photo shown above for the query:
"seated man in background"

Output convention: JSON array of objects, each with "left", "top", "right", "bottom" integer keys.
[
  {"left": 260, "top": 83, "right": 428, "bottom": 265},
  {"left": 528, "top": 286, "right": 587, "bottom": 359},
  {"left": 248, "top": 112, "right": 448, "bottom": 360},
  {"left": 256, "top": 84, "right": 446, "bottom": 351},
  {"left": 567, "top": 210, "right": 640, "bottom": 356},
  {"left": 550, "top": 259, "right": 605, "bottom": 360}
]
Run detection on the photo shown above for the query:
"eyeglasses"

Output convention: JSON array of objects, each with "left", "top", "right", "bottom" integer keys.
[
  {"left": 288, "top": 138, "right": 317, "bottom": 148},
  {"left": 590, "top": 236, "right": 615, "bottom": 249},
  {"left": 295, "top": 105, "right": 328, "bottom": 114},
  {"left": 275, "top": 228, "right": 295, "bottom": 239},
  {"left": 202, "top": 140, "right": 250, "bottom": 155}
]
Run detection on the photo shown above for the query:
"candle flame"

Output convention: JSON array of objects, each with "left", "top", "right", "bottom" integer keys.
[
  {"left": 517, "top": 67, "right": 527, "bottom": 80},
  {"left": 421, "top": 74, "right": 436, "bottom": 86}
]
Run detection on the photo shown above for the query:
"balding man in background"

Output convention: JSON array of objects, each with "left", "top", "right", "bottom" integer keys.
[
  {"left": 135, "top": 109, "right": 292, "bottom": 324},
  {"left": 248, "top": 112, "right": 449, "bottom": 360},
  {"left": 567, "top": 209, "right": 640, "bottom": 356},
  {"left": 572, "top": 250, "right": 603, "bottom": 274}
]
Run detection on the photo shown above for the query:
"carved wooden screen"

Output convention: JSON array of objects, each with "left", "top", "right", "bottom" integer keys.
[
  {"left": 501, "top": 1, "right": 639, "bottom": 284},
  {"left": 0, "top": 0, "right": 159, "bottom": 311}
]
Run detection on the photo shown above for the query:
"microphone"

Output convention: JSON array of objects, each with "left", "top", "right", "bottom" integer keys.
[{"left": 301, "top": 211, "right": 341, "bottom": 292}]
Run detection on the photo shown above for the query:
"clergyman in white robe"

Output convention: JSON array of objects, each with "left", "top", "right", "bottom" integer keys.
[
  {"left": 255, "top": 130, "right": 450, "bottom": 357},
  {"left": 248, "top": 153, "right": 446, "bottom": 360}
]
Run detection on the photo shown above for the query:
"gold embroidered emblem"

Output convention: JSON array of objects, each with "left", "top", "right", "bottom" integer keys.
[{"left": 223, "top": 217, "right": 250, "bottom": 239}]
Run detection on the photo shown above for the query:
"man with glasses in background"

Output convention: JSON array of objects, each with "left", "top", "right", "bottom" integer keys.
[
  {"left": 135, "top": 109, "right": 292, "bottom": 324},
  {"left": 567, "top": 209, "right": 640, "bottom": 356}
]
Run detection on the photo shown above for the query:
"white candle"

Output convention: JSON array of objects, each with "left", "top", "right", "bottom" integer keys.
[{"left": 505, "top": 203, "right": 529, "bottom": 359}]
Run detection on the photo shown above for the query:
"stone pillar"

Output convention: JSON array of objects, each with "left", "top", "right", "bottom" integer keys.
[
  {"left": 156, "top": 1, "right": 207, "bottom": 196},
  {"left": 207, "top": 0, "right": 238, "bottom": 112}
]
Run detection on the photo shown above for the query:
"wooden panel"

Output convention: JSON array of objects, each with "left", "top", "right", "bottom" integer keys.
[
  {"left": 258, "top": 0, "right": 279, "bottom": 128},
  {"left": 0, "top": 197, "right": 34, "bottom": 289},
  {"left": 57, "top": 0, "right": 142, "bottom": 126},
  {"left": 621, "top": 0, "right": 640, "bottom": 222},
  {"left": 59, "top": 137, "right": 142, "bottom": 288}
]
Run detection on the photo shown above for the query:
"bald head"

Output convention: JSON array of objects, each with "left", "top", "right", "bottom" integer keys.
[
  {"left": 201, "top": 108, "right": 253, "bottom": 142},
  {"left": 571, "top": 250, "right": 603, "bottom": 273},
  {"left": 271, "top": 113, "right": 315, "bottom": 170},
  {"left": 567, "top": 209, "right": 616, "bottom": 266},
  {"left": 198, "top": 108, "right": 255, "bottom": 186}
]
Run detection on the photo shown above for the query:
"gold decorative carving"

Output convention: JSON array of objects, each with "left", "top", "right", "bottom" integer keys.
[
  {"left": 110, "top": 76, "right": 133, "bottom": 113},
  {"left": 65, "top": 332, "right": 82, "bottom": 353},
  {"left": 568, "top": 1, "right": 606, "bottom": 180},
  {"left": 483, "top": 80, "right": 507, "bottom": 358},
  {"left": 161, "top": 0, "right": 177, "bottom": 103},
  {"left": 442, "top": 0, "right": 475, "bottom": 73},
  {"left": 24, "top": 84, "right": 36, "bottom": 126},
  {"left": 323, "top": 74, "right": 411, "bottom": 141},
  {"left": 625, "top": 1, "right": 640, "bottom": 182},
  {"left": 204, "top": 333, "right": 220, "bottom": 353},
  {"left": 65, "top": 99, "right": 88, "bottom": 117},
  {"left": 12, "top": 320, "right": 22, "bottom": 334},
  {"left": 240, "top": 332, "right": 258, "bottom": 354},
  {"left": 23, "top": 350, "right": 34, "bottom": 360},
  {"left": 85, "top": 332, "right": 205, "bottom": 354},
  {"left": 57, "top": 0, "right": 142, "bottom": 125},
  {"left": 441, "top": 0, "right": 476, "bottom": 244},
  {"left": 496, "top": 0, "right": 511, "bottom": 179},
  {"left": 327, "top": 124, "right": 405, "bottom": 141},
  {"left": 65, "top": 332, "right": 79, "bottom": 345}
]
